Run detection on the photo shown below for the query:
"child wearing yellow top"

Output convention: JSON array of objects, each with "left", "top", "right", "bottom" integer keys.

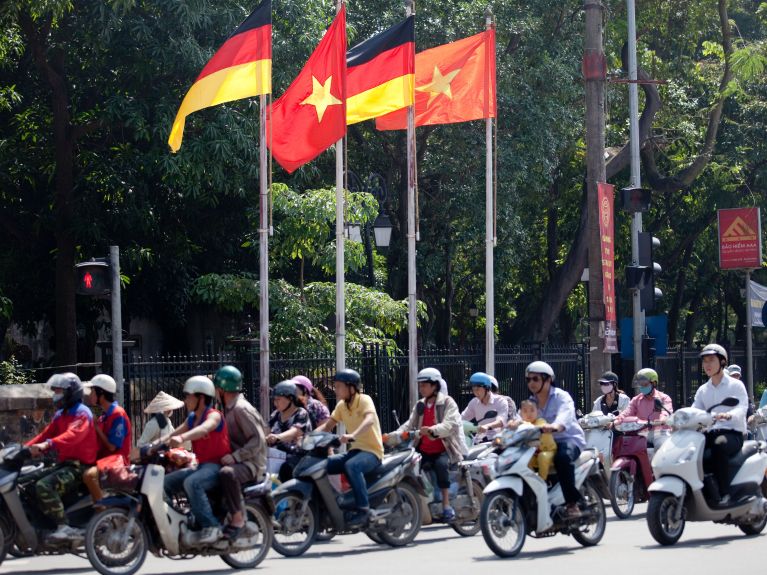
[{"left": 519, "top": 400, "right": 557, "bottom": 480}]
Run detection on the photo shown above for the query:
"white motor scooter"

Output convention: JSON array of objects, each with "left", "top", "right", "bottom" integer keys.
[
  {"left": 749, "top": 407, "right": 767, "bottom": 442},
  {"left": 579, "top": 412, "right": 615, "bottom": 476},
  {"left": 479, "top": 424, "right": 607, "bottom": 558},
  {"left": 647, "top": 397, "right": 767, "bottom": 545}
]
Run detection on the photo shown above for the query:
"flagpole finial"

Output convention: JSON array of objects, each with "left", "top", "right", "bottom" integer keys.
[
  {"left": 485, "top": 5, "right": 494, "bottom": 24},
  {"left": 405, "top": 0, "right": 415, "bottom": 17}
]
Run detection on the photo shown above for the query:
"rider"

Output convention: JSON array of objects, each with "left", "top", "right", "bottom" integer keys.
[
  {"left": 164, "top": 375, "right": 231, "bottom": 544},
  {"left": 515, "top": 361, "right": 586, "bottom": 519},
  {"left": 461, "top": 372, "right": 509, "bottom": 441},
  {"left": 82, "top": 374, "right": 131, "bottom": 504},
  {"left": 293, "top": 375, "right": 330, "bottom": 428},
  {"left": 214, "top": 365, "right": 268, "bottom": 540},
  {"left": 25, "top": 373, "right": 98, "bottom": 540},
  {"left": 315, "top": 369, "right": 384, "bottom": 527},
  {"left": 489, "top": 375, "right": 518, "bottom": 421},
  {"left": 395, "top": 367, "right": 467, "bottom": 522},
  {"left": 592, "top": 371, "right": 630, "bottom": 416},
  {"left": 694, "top": 344, "right": 749, "bottom": 506},
  {"left": 266, "top": 380, "right": 312, "bottom": 481},
  {"left": 613, "top": 368, "right": 672, "bottom": 426}
]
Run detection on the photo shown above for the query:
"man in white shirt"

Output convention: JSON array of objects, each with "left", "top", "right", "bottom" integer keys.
[{"left": 693, "top": 343, "right": 748, "bottom": 506}]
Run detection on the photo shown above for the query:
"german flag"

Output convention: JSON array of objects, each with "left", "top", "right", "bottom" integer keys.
[
  {"left": 346, "top": 16, "right": 414, "bottom": 125},
  {"left": 168, "top": 0, "right": 272, "bottom": 152}
]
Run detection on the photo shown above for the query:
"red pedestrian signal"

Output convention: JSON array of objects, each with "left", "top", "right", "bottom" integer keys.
[{"left": 75, "top": 261, "right": 110, "bottom": 296}]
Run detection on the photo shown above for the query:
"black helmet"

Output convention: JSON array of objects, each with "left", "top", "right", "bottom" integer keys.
[
  {"left": 48, "top": 372, "right": 84, "bottom": 409},
  {"left": 334, "top": 369, "right": 361, "bottom": 389},
  {"left": 273, "top": 380, "right": 298, "bottom": 401}
]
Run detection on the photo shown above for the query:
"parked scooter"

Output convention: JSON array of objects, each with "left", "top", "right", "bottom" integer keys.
[
  {"left": 480, "top": 424, "right": 607, "bottom": 558},
  {"left": 271, "top": 431, "right": 424, "bottom": 557},
  {"left": 647, "top": 397, "right": 767, "bottom": 545},
  {"left": 84, "top": 445, "right": 272, "bottom": 575},
  {"left": 0, "top": 444, "right": 95, "bottom": 567},
  {"left": 609, "top": 417, "right": 665, "bottom": 518}
]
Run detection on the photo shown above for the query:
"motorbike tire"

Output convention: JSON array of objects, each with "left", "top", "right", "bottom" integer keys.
[
  {"left": 646, "top": 492, "right": 685, "bottom": 545},
  {"left": 572, "top": 480, "right": 606, "bottom": 547},
  {"left": 608, "top": 469, "right": 635, "bottom": 519},
  {"left": 451, "top": 480, "right": 484, "bottom": 537},
  {"left": 221, "top": 503, "right": 273, "bottom": 569},
  {"left": 480, "top": 491, "right": 526, "bottom": 558},
  {"left": 365, "top": 530, "right": 384, "bottom": 544},
  {"left": 379, "top": 483, "right": 422, "bottom": 547},
  {"left": 85, "top": 507, "right": 148, "bottom": 575},
  {"left": 0, "top": 519, "right": 6, "bottom": 567},
  {"left": 271, "top": 492, "right": 318, "bottom": 557}
]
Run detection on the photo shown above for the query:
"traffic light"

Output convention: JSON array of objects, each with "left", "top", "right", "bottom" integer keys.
[
  {"left": 638, "top": 232, "right": 662, "bottom": 312},
  {"left": 75, "top": 260, "right": 111, "bottom": 296}
]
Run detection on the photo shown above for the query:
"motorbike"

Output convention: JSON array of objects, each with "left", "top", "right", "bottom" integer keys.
[
  {"left": 479, "top": 424, "right": 607, "bottom": 558},
  {"left": 0, "top": 444, "right": 95, "bottom": 567},
  {"left": 271, "top": 431, "right": 424, "bottom": 557},
  {"left": 387, "top": 431, "right": 495, "bottom": 537},
  {"left": 646, "top": 397, "right": 767, "bottom": 546},
  {"left": 84, "top": 445, "right": 273, "bottom": 575},
  {"left": 609, "top": 417, "right": 667, "bottom": 519},
  {"left": 749, "top": 407, "right": 767, "bottom": 442}
]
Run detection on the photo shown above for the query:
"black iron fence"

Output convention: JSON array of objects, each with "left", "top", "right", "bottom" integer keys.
[{"left": 122, "top": 344, "right": 589, "bottom": 437}]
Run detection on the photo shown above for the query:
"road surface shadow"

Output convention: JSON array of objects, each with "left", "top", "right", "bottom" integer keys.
[
  {"left": 2, "top": 568, "right": 93, "bottom": 575},
  {"left": 473, "top": 545, "right": 576, "bottom": 561},
  {"left": 608, "top": 511, "right": 647, "bottom": 522},
  {"left": 289, "top": 535, "right": 451, "bottom": 559},
  {"left": 639, "top": 533, "right": 745, "bottom": 550}
]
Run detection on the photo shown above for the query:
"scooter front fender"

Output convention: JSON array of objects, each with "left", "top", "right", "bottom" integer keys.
[
  {"left": 648, "top": 475, "right": 685, "bottom": 498},
  {"left": 273, "top": 478, "right": 314, "bottom": 499},
  {"left": 611, "top": 457, "right": 637, "bottom": 476},
  {"left": 483, "top": 475, "right": 523, "bottom": 497}
]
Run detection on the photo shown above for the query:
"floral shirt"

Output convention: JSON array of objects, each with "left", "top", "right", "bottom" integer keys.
[
  {"left": 305, "top": 397, "right": 330, "bottom": 428},
  {"left": 268, "top": 407, "right": 312, "bottom": 452}
]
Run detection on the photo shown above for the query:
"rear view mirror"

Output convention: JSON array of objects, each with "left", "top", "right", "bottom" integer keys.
[{"left": 720, "top": 397, "right": 739, "bottom": 407}]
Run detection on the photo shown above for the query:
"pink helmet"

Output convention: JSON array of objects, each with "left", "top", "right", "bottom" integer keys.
[{"left": 292, "top": 375, "right": 314, "bottom": 395}]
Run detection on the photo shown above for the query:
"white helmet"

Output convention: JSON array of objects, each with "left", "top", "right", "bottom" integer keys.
[
  {"left": 85, "top": 374, "right": 117, "bottom": 394},
  {"left": 183, "top": 375, "right": 216, "bottom": 398},
  {"left": 699, "top": 343, "right": 728, "bottom": 363},
  {"left": 488, "top": 375, "right": 499, "bottom": 392},
  {"left": 525, "top": 361, "right": 555, "bottom": 381},
  {"left": 417, "top": 367, "right": 444, "bottom": 385}
]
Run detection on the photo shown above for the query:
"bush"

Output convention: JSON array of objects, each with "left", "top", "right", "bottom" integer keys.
[{"left": 0, "top": 357, "right": 31, "bottom": 385}]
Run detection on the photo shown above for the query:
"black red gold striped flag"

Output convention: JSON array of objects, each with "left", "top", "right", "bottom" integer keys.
[
  {"left": 169, "top": 0, "right": 272, "bottom": 152},
  {"left": 346, "top": 16, "right": 415, "bottom": 125}
]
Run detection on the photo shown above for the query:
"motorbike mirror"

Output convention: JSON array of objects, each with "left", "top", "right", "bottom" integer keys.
[
  {"left": 720, "top": 397, "right": 739, "bottom": 407},
  {"left": 653, "top": 398, "right": 663, "bottom": 412}
]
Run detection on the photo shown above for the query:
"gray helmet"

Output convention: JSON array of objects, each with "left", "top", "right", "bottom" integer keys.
[
  {"left": 334, "top": 369, "right": 361, "bottom": 389},
  {"left": 48, "top": 372, "right": 84, "bottom": 409},
  {"left": 273, "top": 380, "right": 298, "bottom": 401},
  {"left": 700, "top": 343, "right": 728, "bottom": 363}
]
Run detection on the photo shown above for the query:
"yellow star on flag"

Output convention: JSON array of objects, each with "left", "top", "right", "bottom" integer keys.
[
  {"left": 417, "top": 66, "right": 462, "bottom": 106},
  {"left": 300, "top": 75, "right": 342, "bottom": 123}
]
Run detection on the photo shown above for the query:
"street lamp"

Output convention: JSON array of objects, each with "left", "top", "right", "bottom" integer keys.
[
  {"left": 373, "top": 213, "right": 393, "bottom": 248},
  {"left": 469, "top": 305, "right": 479, "bottom": 346},
  {"left": 344, "top": 223, "right": 362, "bottom": 243}
]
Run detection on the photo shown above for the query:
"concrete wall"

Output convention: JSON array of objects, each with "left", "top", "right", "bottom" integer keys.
[{"left": 0, "top": 384, "right": 55, "bottom": 445}]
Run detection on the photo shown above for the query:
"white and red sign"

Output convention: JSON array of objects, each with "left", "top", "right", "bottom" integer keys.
[
  {"left": 598, "top": 183, "right": 618, "bottom": 353},
  {"left": 718, "top": 208, "right": 763, "bottom": 270}
]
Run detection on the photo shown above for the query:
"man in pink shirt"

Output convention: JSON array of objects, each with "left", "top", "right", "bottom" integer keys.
[{"left": 614, "top": 368, "right": 673, "bottom": 425}]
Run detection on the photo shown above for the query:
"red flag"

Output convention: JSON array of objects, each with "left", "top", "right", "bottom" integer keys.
[
  {"left": 268, "top": 8, "right": 347, "bottom": 173},
  {"left": 376, "top": 29, "right": 496, "bottom": 130}
]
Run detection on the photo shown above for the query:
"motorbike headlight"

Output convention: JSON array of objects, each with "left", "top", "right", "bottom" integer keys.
[{"left": 669, "top": 411, "right": 690, "bottom": 429}]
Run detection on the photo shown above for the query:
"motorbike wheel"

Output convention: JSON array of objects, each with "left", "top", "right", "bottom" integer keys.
[
  {"left": 572, "top": 480, "right": 606, "bottom": 547},
  {"left": 0, "top": 520, "right": 6, "bottom": 567},
  {"left": 608, "top": 469, "right": 635, "bottom": 519},
  {"left": 451, "top": 480, "right": 484, "bottom": 537},
  {"left": 379, "top": 483, "right": 422, "bottom": 547},
  {"left": 365, "top": 530, "right": 384, "bottom": 544},
  {"left": 646, "top": 492, "right": 685, "bottom": 545},
  {"left": 221, "top": 504, "right": 273, "bottom": 569},
  {"left": 480, "top": 491, "right": 526, "bottom": 558},
  {"left": 272, "top": 492, "right": 317, "bottom": 557},
  {"left": 85, "top": 508, "right": 148, "bottom": 575},
  {"left": 315, "top": 528, "right": 336, "bottom": 542}
]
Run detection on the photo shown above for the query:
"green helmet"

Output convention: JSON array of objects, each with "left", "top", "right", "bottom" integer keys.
[
  {"left": 632, "top": 368, "right": 659, "bottom": 387},
  {"left": 214, "top": 365, "right": 243, "bottom": 392}
]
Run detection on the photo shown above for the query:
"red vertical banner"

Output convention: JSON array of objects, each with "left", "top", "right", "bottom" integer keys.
[
  {"left": 718, "top": 207, "right": 763, "bottom": 270},
  {"left": 598, "top": 183, "right": 618, "bottom": 353}
]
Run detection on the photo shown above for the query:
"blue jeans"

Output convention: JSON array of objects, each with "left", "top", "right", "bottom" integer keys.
[
  {"left": 164, "top": 463, "right": 221, "bottom": 528},
  {"left": 327, "top": 449, "right": 380, "bottom": 510}
]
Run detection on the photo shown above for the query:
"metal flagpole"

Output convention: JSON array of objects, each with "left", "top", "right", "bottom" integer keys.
[
  {"left": 746, "top": 270, "right": 754, "bottom": 403},
  {"left": 484, "top": 7, "right": 495, "bottom": 376},
  {"left": 335, "top": 0, "right": 346, "bottom": 372},
  {"left": 627, "top": 0, "right": 645, "bottom": 370},
  {"left": 405, "top": 0, "right": 418, "bottom": 408},
  {"left": 259, "top": 94, "right": 270, "bottom": 418}
]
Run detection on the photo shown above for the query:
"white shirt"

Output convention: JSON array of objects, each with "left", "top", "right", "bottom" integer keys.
[{"left": 692, "top": 373, "right": 748, "bottom": 434}]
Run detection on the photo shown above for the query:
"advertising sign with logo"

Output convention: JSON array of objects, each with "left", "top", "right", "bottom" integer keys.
[
  {"left": 718, "top": 208, "right": 763, "bottom": 270},
  {"left": 750, "top": 280, "right": 767, "bottom": 328},
  {"left": 598, "top": 183, "right": 618, "bottom": 353}
]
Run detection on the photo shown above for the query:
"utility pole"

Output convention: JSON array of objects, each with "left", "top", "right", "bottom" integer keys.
[{"left": 584, "top": 0, "right": 610, "bottom": 396}]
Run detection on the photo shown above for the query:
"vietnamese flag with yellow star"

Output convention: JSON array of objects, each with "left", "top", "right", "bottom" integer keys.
[
  {"left": 168, "top": 0, "right": 272, "bottom": 153},
  {"left": 375, "top": 29, "right": 496, "bottom": 130},
  {"left": 268, "top": 7, "right": 347, "bottom": 173}
]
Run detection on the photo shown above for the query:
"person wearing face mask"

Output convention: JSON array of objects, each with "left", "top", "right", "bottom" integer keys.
[
  {"left": 508, "top": 361, "right": 586, "bottom": 519},
  {"left": 591, "top": 371, "right": 630, "bottom": 416},
  {"left": 613, "top": 368, "right": 672, "bottom": 427}
]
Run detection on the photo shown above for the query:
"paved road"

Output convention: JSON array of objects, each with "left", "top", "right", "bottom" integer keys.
[{"left": 2, "top": 504, "right": 762, "bottom": 575}]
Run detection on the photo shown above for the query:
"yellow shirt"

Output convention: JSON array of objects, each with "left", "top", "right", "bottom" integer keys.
[
  {"left": 534, "top": 417, "right": 557, "bottom": 453},
  {"left": 331, "top": 393, "right": 384, "bottom": 460}
]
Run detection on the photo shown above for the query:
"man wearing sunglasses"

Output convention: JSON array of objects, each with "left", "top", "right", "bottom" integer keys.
[{"left": 511, "top": 361, "right": 586, "bottom": 519}]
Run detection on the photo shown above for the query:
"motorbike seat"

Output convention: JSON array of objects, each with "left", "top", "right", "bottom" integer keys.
[
  {"left": 465, "top": 444, "right": 490, "bottom": 461},
  {"left": 242, "top": 476, "right": 272, "bottom": 497},
  {"left": 576, "top": 448, "right": 598, "bottom": 466},
  {"left": 728, "top": 440, "right": 759, "bottom": 474},
  {"left": 365, "top": 452, "right": 410, "bottom": 480}
]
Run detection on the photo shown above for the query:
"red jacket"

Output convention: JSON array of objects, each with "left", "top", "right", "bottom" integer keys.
[
  {"left": 97, "top": 402, "right": 132, "bottom": 463},
  {"left": 27, "top": 403, "right": 99, "bottom": 465},
  {"left": 186, "top": 408, "right": 231, "bottom": 465}
]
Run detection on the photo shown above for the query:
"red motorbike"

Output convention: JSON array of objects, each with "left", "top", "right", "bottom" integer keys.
[{"left": 609, "top": 417, "right": 668, "bottom": 518}]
